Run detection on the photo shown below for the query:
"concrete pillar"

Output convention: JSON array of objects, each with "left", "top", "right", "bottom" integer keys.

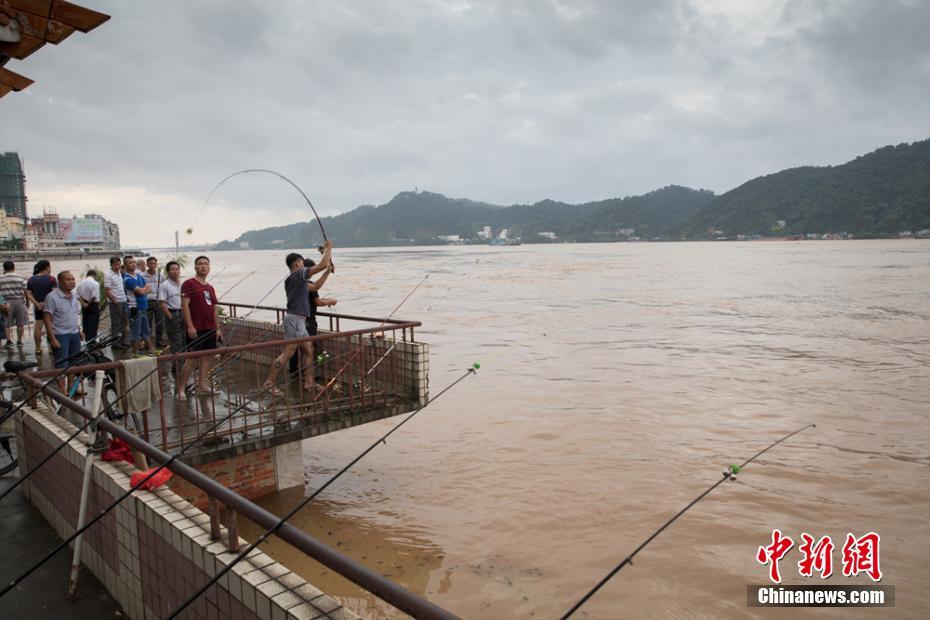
[{"left": 273, "top": 441, "right": 304, "bottom": 491}]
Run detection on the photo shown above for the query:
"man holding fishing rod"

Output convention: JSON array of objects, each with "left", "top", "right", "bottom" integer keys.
[{"left": 263, "top": 240, "right": 333, "bottom": 394}]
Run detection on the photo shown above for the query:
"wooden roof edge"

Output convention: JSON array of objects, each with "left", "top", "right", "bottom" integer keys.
[
  {"left": 0, "top": 65, "right": 34, "bottom": 90},
  {"left": 8, "top": 1, "right": 110, "bottom": 35}
]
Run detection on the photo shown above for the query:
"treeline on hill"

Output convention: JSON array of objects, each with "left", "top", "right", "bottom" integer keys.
[{"left": 217, "top": 139, "right": 930, "bottom": 249}]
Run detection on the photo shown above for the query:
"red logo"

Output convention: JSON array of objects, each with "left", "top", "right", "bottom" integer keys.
[
  {"left": 757, "top": 531, "right": 882, "bottom": 583},
  {"left": 756, "top": 529, "right": 794, "bottom": 584},
  {"left": 841, "top": 532, "right": 882, "bottom": 582},
  {"left": 798, "top": 533, "right": 834, "bottom": 578}
]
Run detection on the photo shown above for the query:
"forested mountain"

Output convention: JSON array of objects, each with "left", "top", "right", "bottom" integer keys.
[
  {"left": 677, "top": 140, "right": 930, "bottom": 238},
  {"left": 217, "top": 185, "right": 715, "bottom": 249},
  {"left": 217, "top": 139, "right": 930, "bottom": 249}
]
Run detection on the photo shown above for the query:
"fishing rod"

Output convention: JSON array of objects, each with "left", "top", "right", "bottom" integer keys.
[
  {"left": 169, "top": 362, "right": 480, "bottom": 618},
  {"left": 0, "top": 338, "right": 326, "bottom": 599},
  {"left": 0, "top": 272, "right": 281, "bottom": 503},
  {"left": 559, "top": 423, "right": 816, "bottom": 619},
  {"left": 0, "top": 271, "right": 433, "bottom": 597},
  {"left": 0, "top": 332, "right": 121, "bottom": 503},
  {"left": 196, "top": 169, "right": 333, "bottom": 272}
]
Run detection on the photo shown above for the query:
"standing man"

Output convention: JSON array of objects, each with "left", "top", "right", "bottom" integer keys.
[
  {"left": 0, "top": 261, "right": 28, "bottom": 348},
  {"left": 26, "top": 260, "right": 57, "bottom": 356},
  {"left": 122, "top": 256, "right": 150, "bottom": 355},
  {"left": 104, "top": 256, "right": 129, "bottom": 349},
  {"left": 43, "top": 271, "right": 83, "bottom": 391},
  {"left": 76, "top": 269, "right": 101, "bottom": 342},
  {"left": 288, "top": 258, "right": 337, "bottom": 384},
  {"left": 158, "top": 260, "right": 184, "bottom": 379},
  {"left": 264, "top": 241, "right": 332, "bottom": 393},
  {"left": 143, "top": 256, "right": 164, "bottom": 349},
  {"left": 178, "top": 256, "right": 222, "bottom": 399}
]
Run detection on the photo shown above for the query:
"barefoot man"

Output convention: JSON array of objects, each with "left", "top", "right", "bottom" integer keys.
[{"left": 263, "top": 241, "right": 332, "bottom": 394}]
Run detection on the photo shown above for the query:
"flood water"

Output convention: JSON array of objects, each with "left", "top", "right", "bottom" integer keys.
[{"left": 63, "top": 241, "right": 930, "bottom": 618}]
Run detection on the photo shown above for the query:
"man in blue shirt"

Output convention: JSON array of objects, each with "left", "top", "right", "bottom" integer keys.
[{"left": 122, "top": 256, "right": 150, "bottom": 355}]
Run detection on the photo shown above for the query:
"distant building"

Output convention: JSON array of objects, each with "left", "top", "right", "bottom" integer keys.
[
  {"left": 239, "top": 241, "right": 250, "bottom": 249},
  {"left": 499, "top": 228, "right": 509, "bottom": 240},
  {"left": 776, "top": 219, "right": 786, "bottom": 228},
  {"left": 477, "top": 226, "right": 492, "bottom": 240},
  {"left": 538, "top": 231, "right": 557, "bottom": 240},
  {"left": 26, "top": 208, "right": 120, "bottom": 252},
  {"left": 438, "top": 235, "right": 461, "bottom": 242},
  {"left": 0, "top": 152, "right": 28, "bottom": 232}
]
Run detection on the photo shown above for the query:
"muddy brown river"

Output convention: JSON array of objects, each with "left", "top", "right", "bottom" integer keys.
[{"left": 63, "top": 241, "right": 930, "bottom": 618}]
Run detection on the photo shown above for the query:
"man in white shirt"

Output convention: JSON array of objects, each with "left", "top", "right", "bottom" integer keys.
[
  {"left": 159, "top": 260, "right": 184, "bottom": 378},
  {"left": 143, "top": 256, "right": 165, "bottom": 348},
  {"left": 76, "top": 269, "right": 101, "bottom": 341},
  {"left": 103, "top": 256, "right": 129, "bottom": 349}
]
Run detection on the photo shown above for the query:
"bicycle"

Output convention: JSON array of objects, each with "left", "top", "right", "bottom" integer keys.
[{"left": 0, "top": 332, "right": 141, "bottom": 476}]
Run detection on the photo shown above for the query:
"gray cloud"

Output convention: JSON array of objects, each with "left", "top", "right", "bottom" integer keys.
[{"left": 4, "top": 0, "right": 929, "bottom": 245}]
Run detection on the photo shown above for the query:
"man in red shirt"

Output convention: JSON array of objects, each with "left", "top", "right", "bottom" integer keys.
[{"left": 177, "top": 256, "right": 222, "bottom": 399}]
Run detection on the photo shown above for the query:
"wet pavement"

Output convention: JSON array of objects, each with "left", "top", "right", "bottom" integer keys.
[{"left": 0, "top": 473, "right": 124, "bottom": 619}]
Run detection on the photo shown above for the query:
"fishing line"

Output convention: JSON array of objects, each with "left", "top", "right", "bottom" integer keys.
[
  {"left": 0, "top": 271, "right": 438, "bottom": 597},
  {"left": 168, "top": 362, "right": 480, "bottom": 618},
  {"left": 306, "top": 273, "right": 430, "bottom": 400},
  {"left": 0, "top": 273, "right": 282, "bottom": 504},
  {"left": 194, "top": 169, "right": 332, "bottom": 270},
  {"left": 0, "top": 343, "right": 320, "bottom": 599},
  {"left": 559, "top": 423, "right": 816, "bottom": 619}
]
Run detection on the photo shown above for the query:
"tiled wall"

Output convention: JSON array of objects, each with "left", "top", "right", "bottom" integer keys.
[{"left": 16, "top": 403, "right": 359, "bottom": 620}]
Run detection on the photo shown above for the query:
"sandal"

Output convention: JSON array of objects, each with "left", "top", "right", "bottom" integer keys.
[{"left": 263, "top": 382, "right": 284, "bottom": 397}]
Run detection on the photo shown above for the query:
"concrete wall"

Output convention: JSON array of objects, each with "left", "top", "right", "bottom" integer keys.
[
  {"left": 15, "top": 403, "right": 359, "bottom": 620},
  {"left": 168, "top": 443, "right": 303, "bottom": 511}
]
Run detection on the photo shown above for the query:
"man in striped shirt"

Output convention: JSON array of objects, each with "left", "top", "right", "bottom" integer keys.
[{"left": 0, "top": 261, "right": 28, "bottom": 347}]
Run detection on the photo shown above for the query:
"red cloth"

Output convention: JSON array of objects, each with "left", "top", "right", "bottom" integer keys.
[
  {"left": 181, "top": 278, "right": 218, "bottom": 331},
  {"left": 130, "top": 467, "right": 173, "bottom": 490},
  {"left": 100, "top": 438, "right": 134, "bottom": 464}
]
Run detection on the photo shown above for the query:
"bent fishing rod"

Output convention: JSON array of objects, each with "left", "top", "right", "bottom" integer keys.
[
  {"left": 198, "top": 169, "right": 333, "bottom": 272},
  {"left": 169, "top": 362, "right": 479, "bottom": 618},
  {"left": 559, "top": 423, "right": 816, "bottom": 619},
  {"left": 0, "top": 273, "right": 432, "bottom": 597}
]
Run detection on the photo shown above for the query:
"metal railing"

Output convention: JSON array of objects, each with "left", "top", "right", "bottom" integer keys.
[
  {"left": 27, "top": 308, "right": 425, "bottom": 455},
  {"left": 18, "top": 373, "right": 457, "bottom": 620},
  {"left": 220, "top": 301, "right": 418, "bottom": 342}
]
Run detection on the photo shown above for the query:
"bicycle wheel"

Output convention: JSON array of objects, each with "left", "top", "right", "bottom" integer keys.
[
  {"left": 102, "top": 384, "right": 142, "bottom": 436},
  {"left": 0, "top": 401, "right": 17, "bottom": 476}
]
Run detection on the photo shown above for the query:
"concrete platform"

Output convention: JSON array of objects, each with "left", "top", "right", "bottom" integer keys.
[{"left": 0, "top": 472, "right": 124, "bottom": 619}]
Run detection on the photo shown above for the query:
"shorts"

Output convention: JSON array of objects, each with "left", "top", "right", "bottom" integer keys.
[
  {"left": 187, "top": 329, "right": 217, "bottom": 352},
  {"left": 283, "top": 313, "right": 309, "bottom": 339},
  {"left": 34, "top": 305, "right": 45, "bottom": 321},
  {"left": 8, "top": 299, "right": 28, "bottom": 327}
]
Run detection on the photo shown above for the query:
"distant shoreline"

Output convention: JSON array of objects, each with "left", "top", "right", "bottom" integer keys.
[{"left": 205, "top": 236, "right": 930, "bottom": 252}]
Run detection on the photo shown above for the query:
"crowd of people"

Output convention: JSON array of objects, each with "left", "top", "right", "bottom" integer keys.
[{"left": 0, "top": 242, "right": 338, "bottom": 400}]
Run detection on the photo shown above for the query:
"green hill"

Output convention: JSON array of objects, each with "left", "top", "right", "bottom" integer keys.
[
  {"left": 677, "top": 140, "right": 930, "bottom": 238},
  {"left": 218, "top": 185, "right": 714, "bottom": 249},
  {"left": 217, "top": 138, "right": 930, "bottom": 249}
]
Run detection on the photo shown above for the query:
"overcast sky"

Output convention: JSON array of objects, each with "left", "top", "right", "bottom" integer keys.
[{"left": 4, "top": 0, "right": 929, "bottom": 246}]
